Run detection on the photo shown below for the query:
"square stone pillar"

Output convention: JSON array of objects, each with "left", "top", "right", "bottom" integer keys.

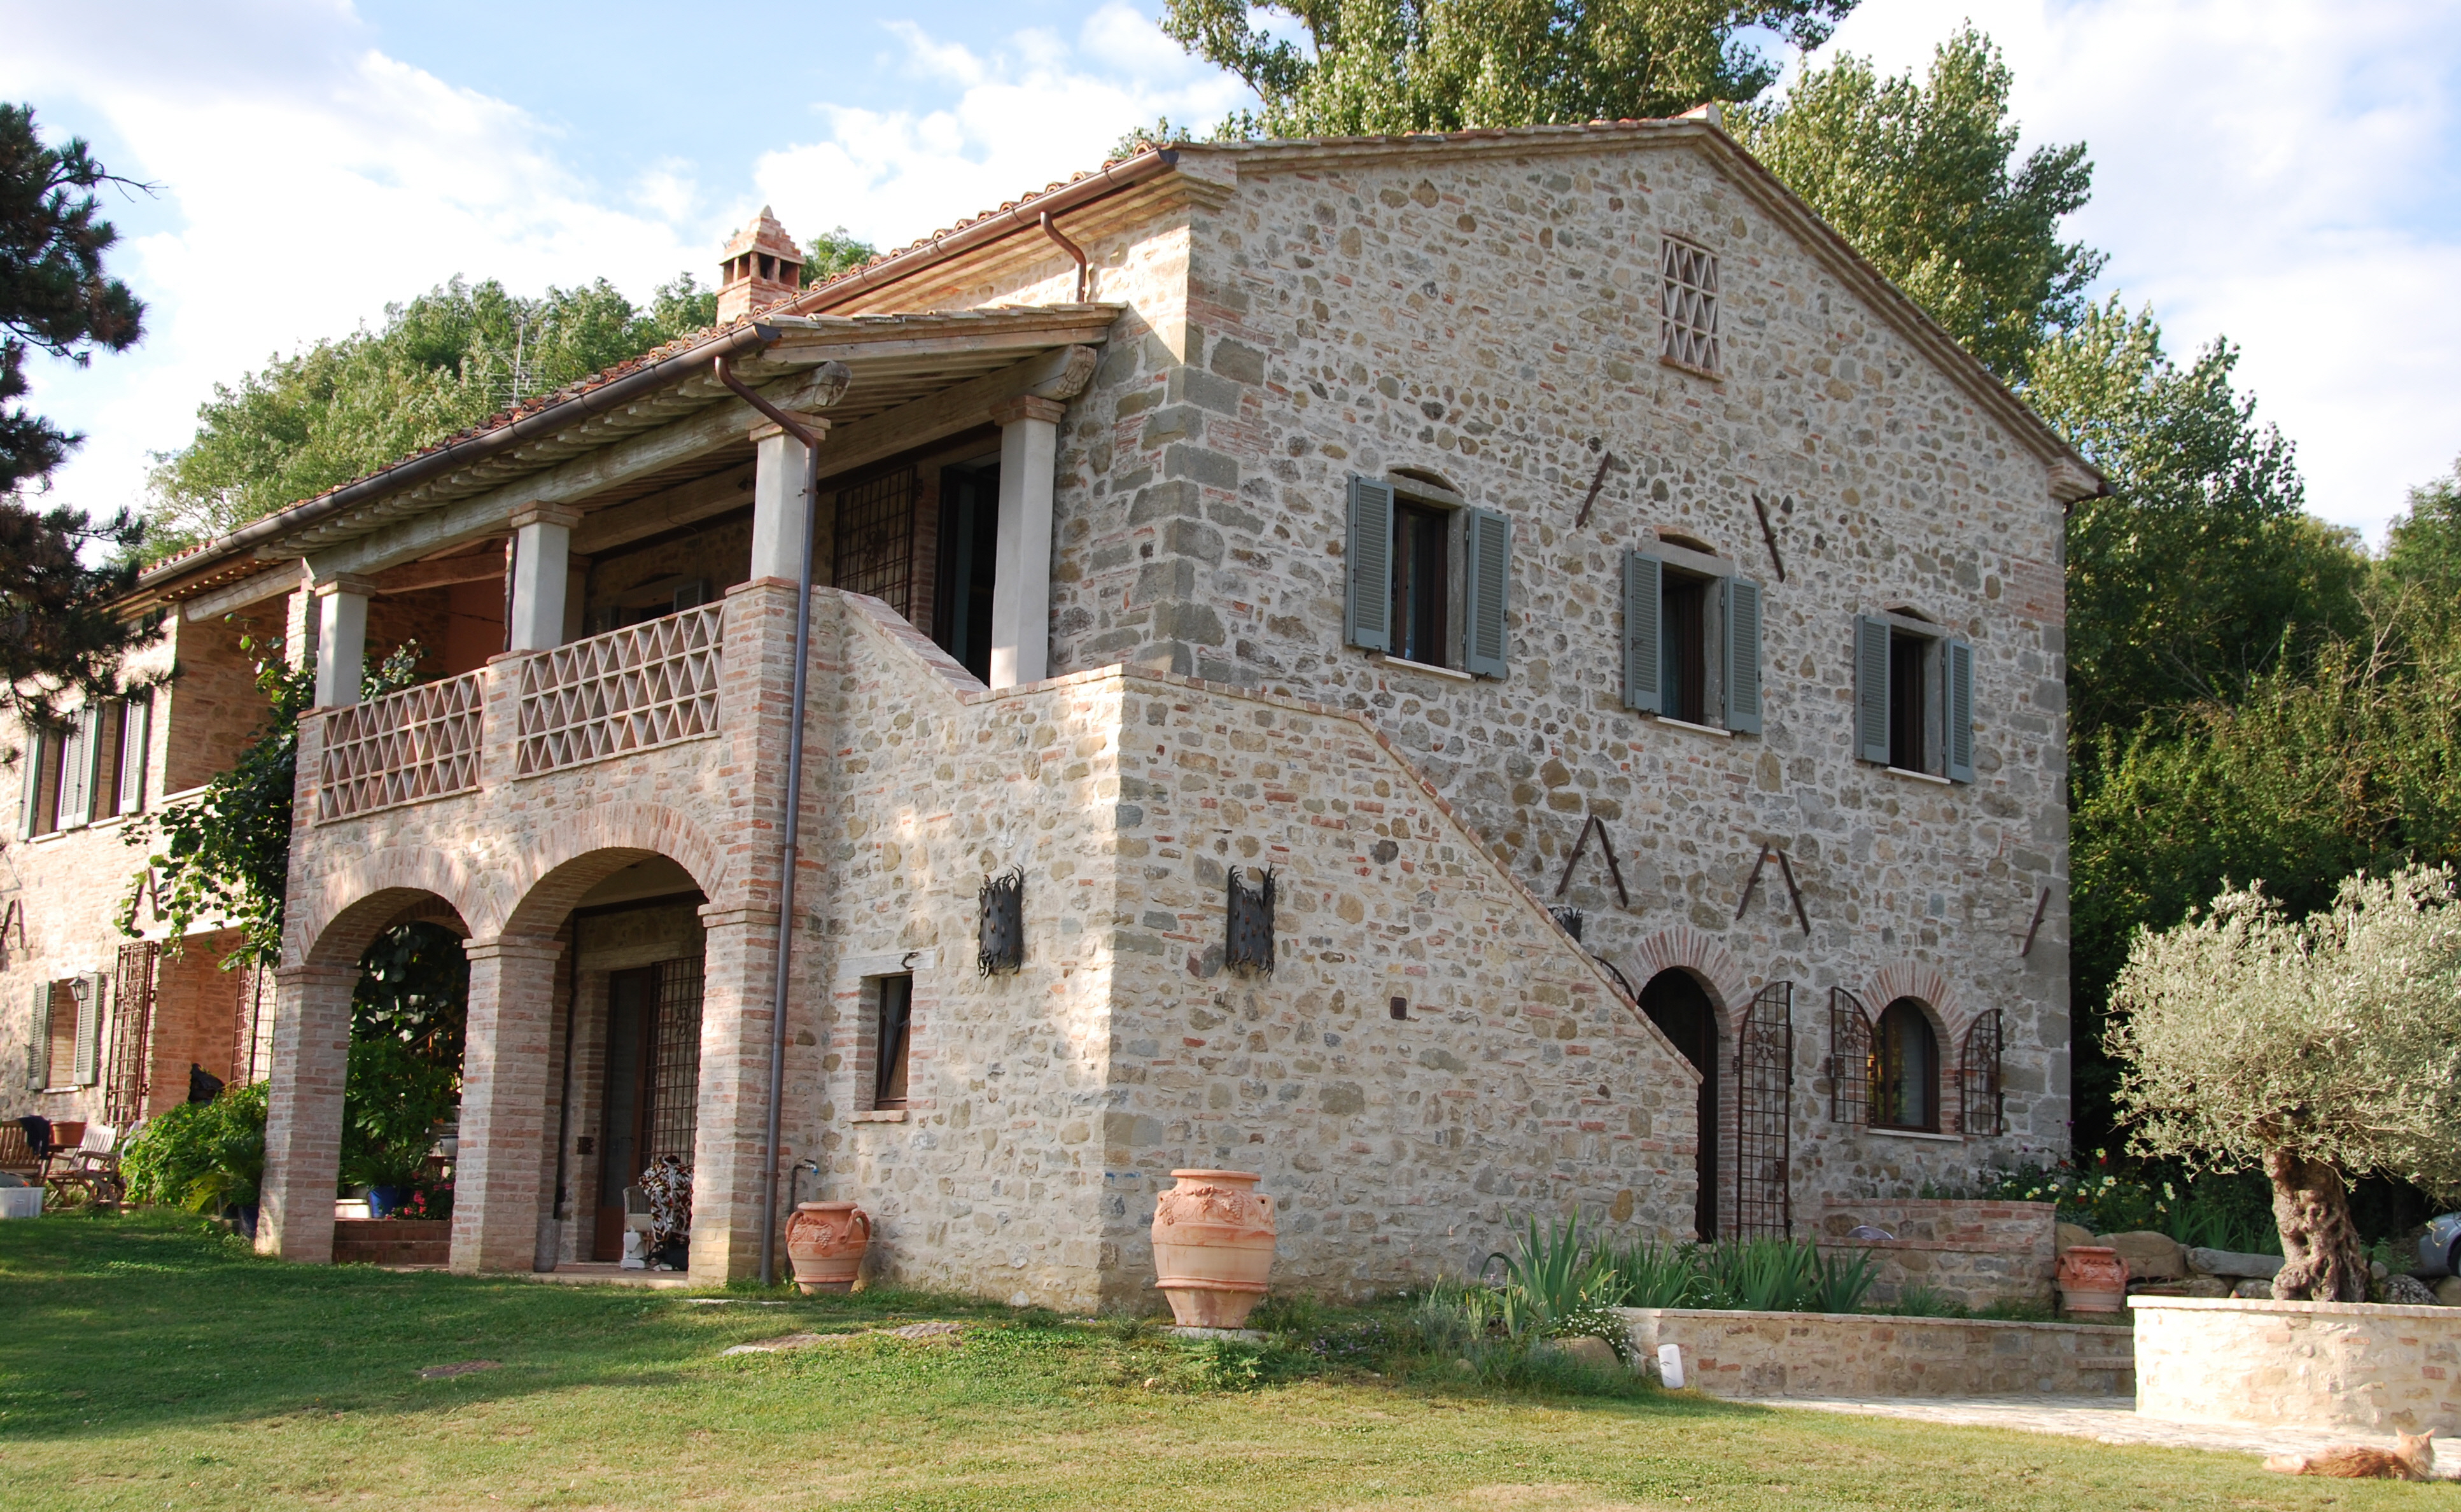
[
  {"left": 312, "top": 575, "right": 375, "bottom": 708},
  {"left": 988, "top": 395, "right": 1064, "bottom": 688},
  {"left": 687, "top": 902, "right": 785, "bottom": 1284},
  {"left": 256, "top": 963, "right": 358, "bottom": 1262},
  {"left": 748, "top": 417, "right": 828, "bottom": 584},
  {"left": 507, "top": 505, "right": 582, "bottom": 653},
  {"left": 452, "top": 934, "right": 565, "bottom": 1274}
]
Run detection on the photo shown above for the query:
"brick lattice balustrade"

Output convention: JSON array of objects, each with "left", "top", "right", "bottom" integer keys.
[
  {"left": 317, "top": 672, "right": 486, "bottom": 822},
  {"left": 515, "top": 604, "right": 723, "bottom": 776}
]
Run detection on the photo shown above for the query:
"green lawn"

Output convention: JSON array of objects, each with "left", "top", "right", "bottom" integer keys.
[{"left": 0, "top": 1212, "right": 2436, "bottom": 1510}]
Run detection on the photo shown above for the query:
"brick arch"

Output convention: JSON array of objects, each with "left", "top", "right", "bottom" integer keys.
[
  {"left": 1627, "top": 927, "right": 1753, "bottom": 1026},
  {"left": 291, "top": 848, "right": 489, "bottom": 970},
  {"left": 1863, "top": 960, "right": 1968, "bottom": 1038},
  {"left": 496, "top": 802, "right": 733, "bottom": 938}
]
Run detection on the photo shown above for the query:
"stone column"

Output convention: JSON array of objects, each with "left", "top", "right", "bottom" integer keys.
[
  {"left": 748, "top": 417, "right": 828, "bottom": 584},
  {"left": 451, "top": 934, "right": 565, "bottom": 1274},
  {"left": 507, "top": 505, "right": 582, "bottom": 653},
  {"left": 988, "top": 395, "right": 1064, "bottom": 688},
  {"left": 312, "top": 575, "right": 375, "bottom": 708},
  {"left": 256, "top": 963, "right": 358, "bottom": 1262},
  {"left": 687, "top": 902, "right": 783, "bottom": 1284}
]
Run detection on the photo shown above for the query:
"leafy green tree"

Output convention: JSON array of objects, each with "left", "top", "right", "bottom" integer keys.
[
  {"left": 1160, "top": 0, "right": 1854, "bottom": 138},
  {"left": 1731, "top": 27, "right": 2099, "bottom": 381},
  {"left": 1, "top": 103, "right": 160, "bottom": 734},
  {"left": 801, "top": 228, "right": 877, "bottom": 284},
  {"left": 2031, "top": 299, "right": 2367, "bottom": 746},
  {"left": 342, "top": 921, "right": 468, "bottom": 1193},
  {"left": 2381, "top": 456, "right": 2461, "bottom": 643},
  {"left": 2107, "top": 867, "right": 2461, "bottom": 1299},
  {"left": 146, "top": 274, "right": 719, "bottom": 559}
]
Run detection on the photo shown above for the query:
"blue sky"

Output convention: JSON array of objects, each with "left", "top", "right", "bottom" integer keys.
[{"left": 5, "top": 0, "right": 2458, "bottom": 541}]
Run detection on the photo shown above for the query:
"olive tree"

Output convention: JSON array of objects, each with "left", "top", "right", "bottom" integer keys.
[{"left": 2107, "top": 867, "right": 2461, "bottom": 1301}]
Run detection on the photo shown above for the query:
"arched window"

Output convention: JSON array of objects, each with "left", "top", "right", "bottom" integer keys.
[{"left": 1872, "top": 998, "right": 1938, "bottom": 1131}]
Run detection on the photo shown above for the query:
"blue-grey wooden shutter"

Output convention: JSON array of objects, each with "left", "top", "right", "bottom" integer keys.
[
  {"left": 1946, "top": 638, "right": 1975, "bottom": 783},
  {"left": 1622, "top": 552, "right": 1662, "bottom": 713},
  {"left": 117, "top": 696, "right": 148, "bottom": 816},
  {"left": 17, "top": 725, "right": 44, "bottom": 837},
  {"left": 1344, "top": 475, "right": 1394, "bottom": 653},
  {"left": 1855, "top": 615, "right": 1891, "bottom": 764},
  {"left": 1463, "top": 506, "right": 1511, "bottom": 678},
  {"left": 1724, "top": 577, "right": 1763, "bottom": 734},
  {"left": 28, "top": 982, "right": 50, "bottom": 1090},
  {"left": 72, "top": 973, "right": 103, "bottom": 1086}
]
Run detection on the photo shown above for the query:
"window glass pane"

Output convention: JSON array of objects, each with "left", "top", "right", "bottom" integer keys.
[
  {"left": 874, "top": 974, "right": 913, "bottom": 1108},
  {"left": 1889, "top": 633, "right": 1928, "bottom": 770},
  {"left": 1391, "top": 501, "right": 1449, "bottom": 666},
  {"left": 1874, "top": 998, "right": 1937, "bottom": 1130},
  {"left": 1662, "top": 575, "right": 1709, "bottom": 723}
]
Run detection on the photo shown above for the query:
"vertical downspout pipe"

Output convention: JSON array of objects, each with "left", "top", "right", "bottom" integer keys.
[
  {"left": 1039, "top": 211, "right": 1088, "bottom": 302},
  {"left": 714, "top": 355, "right": 824, "bottom": 1289}
]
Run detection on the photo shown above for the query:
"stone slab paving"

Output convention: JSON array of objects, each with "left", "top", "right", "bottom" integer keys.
[{"left": 1758, "top": 1396, "right": 2459, "bottom": 1478}]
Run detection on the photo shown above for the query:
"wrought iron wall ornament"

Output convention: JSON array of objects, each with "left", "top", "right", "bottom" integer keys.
[
  {"left": 1960, "top": 1009, "right": 2005, "bottom": 1137},
  {"left": 1548, "top": 905, "right": 1584, "bottom": 942},
  {"left": 1734, "top": 844, "right": 1811, "bottom": 934},
  {"left": 2019, "top": 887, "right": 2051, "bottom": 957},
  {"left": 1553, "top": 815, "right": 1629, "bottom": 907},
  {"left": 978, "top": 866, "right": 1025, "bottom": 976},
  {"left": 1226, "top": 867, "right": 1276, "bottom": 974},
  {"left": 1750, "top": 493, "right": 1790, "bottom": 582}
]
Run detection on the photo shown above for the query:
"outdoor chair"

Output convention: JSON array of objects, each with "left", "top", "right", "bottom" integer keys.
[
  {"left": 0, "top": 1123, "right": 39, "bottom": 1185},
  {"left": 45, "top": 1123, "right": 126, "bottom": 1209}
]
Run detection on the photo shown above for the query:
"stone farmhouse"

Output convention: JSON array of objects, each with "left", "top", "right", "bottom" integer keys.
[{"left": 5, "top": 114, "right": 2094, "bottom": 1305}]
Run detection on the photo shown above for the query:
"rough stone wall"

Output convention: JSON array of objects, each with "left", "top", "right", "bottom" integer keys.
[
  {"left": 1817, "top": 1196, "right": 2056, "bottom": 1310},
  {"left": 1621, "top": 1306, "right": 2133, "bottom": 1399},
  {"left": 2133, "top": 1297, "right": 2461, "bottom": 1436},
  {"left": 894, "top": 135, "right": 2072, "bottom": 1222}
]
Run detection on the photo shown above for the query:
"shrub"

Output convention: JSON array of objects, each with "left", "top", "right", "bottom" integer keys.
[{"left": 122, "top": 1083, "right": 267, "bottom": 1214}]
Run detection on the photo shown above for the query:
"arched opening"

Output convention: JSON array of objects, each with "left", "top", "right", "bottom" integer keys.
[
  {"left": 1640, "top": 969, "right": 1719, "bottom": 1242},
  {"left": 1873, "top": 998, "right": 1939, "bottom": 1132},
  {"left": 342, "top": 914, "right": 469, "bottom": 1226}
]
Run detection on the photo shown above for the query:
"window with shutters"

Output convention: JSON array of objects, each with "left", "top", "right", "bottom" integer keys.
[
  {"left": 1344, "top": 473, "right": 1511, "bottom": 678},
  {"left": 1853, "top": 611, "right": 1972, "bottom": 781},
  {"left": 1621, "top": 536, "right": 1761, "bottom": 733},
  {"left": 1660, "top": 237, "right": 1720, "bottom": 375}
]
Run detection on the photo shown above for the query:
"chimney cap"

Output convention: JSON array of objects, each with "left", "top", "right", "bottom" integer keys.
[{"left": 723, "top": 206, "right": 803, "bottom": 267}]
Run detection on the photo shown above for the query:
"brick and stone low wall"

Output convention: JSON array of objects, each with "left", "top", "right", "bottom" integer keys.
[
  {"left": 1620, "top": 1306, "right": 2133, "bottom": 1399},
  {"left": 2133, "top": 1297, "right": 2461, "bottom": 1435},
  {"left": 1818, "top": 1199, "right": 2057, "bottom": 1312}
]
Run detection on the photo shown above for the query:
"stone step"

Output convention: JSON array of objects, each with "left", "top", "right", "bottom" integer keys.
[{"left": 333, "top": 1219, "right": 449, "bottom": 1266}]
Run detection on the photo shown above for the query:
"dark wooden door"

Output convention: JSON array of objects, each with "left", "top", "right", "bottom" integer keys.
[{"left": 592, "top": 968, "right": 656, "bottom": 1261}]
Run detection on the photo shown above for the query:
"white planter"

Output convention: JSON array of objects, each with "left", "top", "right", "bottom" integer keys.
[
  {"left": 2133, "top": 1296, "right": 2461, "bottom": 1436},
  {"left": 0, "top": 1188, "right": 44, "bottom": 1219}
]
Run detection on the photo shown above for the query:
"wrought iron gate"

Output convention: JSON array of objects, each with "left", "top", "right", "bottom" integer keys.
[
  {"left": 1960, "top": 1008, "right": 2004, "bottom": 1137},
  {"left": 1731, "top": 981, "right": 1793, "bottom": 1239},
  {"left": 1827, "top": 986, "right": 1874, "bottom": 1125},
  {"left": 232, "top": 959, "right": 278, "bottom": 1087},
  {"left": 104, "top": 941, "right": 157, "bottom": 1126}
]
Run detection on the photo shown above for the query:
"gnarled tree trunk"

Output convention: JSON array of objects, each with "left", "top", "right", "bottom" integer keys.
[{"left": 2266, "top": 1149, "right": 2367, "bottom": 1302}]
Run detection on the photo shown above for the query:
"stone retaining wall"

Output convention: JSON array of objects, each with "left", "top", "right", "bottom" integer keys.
[
  {"left": 1818, "top": 1198, "right": 2057, "bottom": 1311},
  {"left": 1620, "top": 1306, "right": 2132, "bottom": 1399},
  {"left": 2133, "top": 1296, "right": 2461, "bottom": 1435}
]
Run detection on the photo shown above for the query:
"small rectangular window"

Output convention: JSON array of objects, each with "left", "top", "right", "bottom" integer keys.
[
  {"left": 834, "top": 466, "right": 919, "bottom": 622},
  {"left": 1661, "top": 572, "right": 1711, "bottom": 723},
  {"left": 1889, "top": 631, "right": 1929, "bottom": 771},
  {"left": 1661, "top": 237, "right": 1720, "bottom": 375},
  {"left": 871, "top": 974, "right": 913, "bottom": 1110},
  {"left": 1624, "top": 547, "right": 1758, "bottom": 732},
  {"left": 1391, "top": 500, "right": 1450, "bottom": 666}
]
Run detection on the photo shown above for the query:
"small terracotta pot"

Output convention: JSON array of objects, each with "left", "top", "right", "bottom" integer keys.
[
  {"left": 2058, "top": 1244, "right": 2128, "bottom": 1313},
  {"left": 1151, "top": 1169, "right": 1277, "bottom": 1328},
  {"left": 784, "top": 1201, "right": 872, "bottom": 1294}
]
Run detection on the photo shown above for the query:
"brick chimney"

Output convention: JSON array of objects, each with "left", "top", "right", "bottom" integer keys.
[{"left": 716, "top": 206, "right": 804, "bottom": 323}]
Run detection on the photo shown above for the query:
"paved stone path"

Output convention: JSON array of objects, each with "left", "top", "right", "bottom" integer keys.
[{"left": 1759, "top": 1396, "right": 2458, "bottom": 1477}]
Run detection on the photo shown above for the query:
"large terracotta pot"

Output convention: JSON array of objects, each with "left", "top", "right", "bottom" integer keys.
[
  {"left": 1151, "top": 1170, "right": 1277, "bottom": 1328},
  {"left": 785, "top": 1201, "right": 872, "bottom": 1294},
  {"left": 2058, "top": 1244, "right": 2128, "bottom": 1313}
]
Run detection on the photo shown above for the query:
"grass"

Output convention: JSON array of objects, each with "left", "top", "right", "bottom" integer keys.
[{"left": 0, "top": 1210, "right": 2443, "bottom": 1511}]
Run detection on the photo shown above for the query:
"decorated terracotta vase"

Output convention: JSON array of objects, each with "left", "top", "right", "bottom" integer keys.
[
  {"left": 2057, "top": 1244, "right": 2128, "bottom": 1313},
  {"left": 1151, "top": 1170, "right": 1277, "bottom": 1328},
  {"left": 784, "top": 1201, "right": 872, "bottom": 1294}
]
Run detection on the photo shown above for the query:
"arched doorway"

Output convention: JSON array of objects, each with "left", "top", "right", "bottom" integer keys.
[
  {"left": 1640, "top": 969, "right": 1718, "bottom": 1242},
  {"left": 1873, "top": 997, "right": 1940, "bottom": 1132}
]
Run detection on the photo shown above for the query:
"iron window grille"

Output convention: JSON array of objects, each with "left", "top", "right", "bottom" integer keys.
[
  {"left": 834, "top": 466, "right": 918, "bottom": 620},
  {"left": 645, "top": 957, "right": 705, "bottom": 1164},
  {"left": 1960, "top": 1008, "right": 2005, "bottom": 1137},
  {"left": 1826, "top": 986, "right": 1873, "bottom": 1126},
  {"left": 104, "top": 941, "right": 158, "bottom": 1126},
  {"left": 1732, "top": 981, "right": 1793, "bottom": 1240}
]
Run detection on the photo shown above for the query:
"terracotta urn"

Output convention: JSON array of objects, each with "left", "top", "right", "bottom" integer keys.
[
  {"left": 784, "top": 1201, "right": 872, "bottom": 1294},
  {"left": 2057, "top": 1244, "right": 2128, "bottom": 1313},
  {"left": 1151, "top": 1169, "right": 1278, "bottom": 1328}
]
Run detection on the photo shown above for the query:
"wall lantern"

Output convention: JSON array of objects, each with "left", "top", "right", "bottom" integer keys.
[
  {"left": 978, "top": 867, "right": 1025, "bottom": 976},
  {"left": 1226, "top": 867, "right": 1275, "bottom": 975}
]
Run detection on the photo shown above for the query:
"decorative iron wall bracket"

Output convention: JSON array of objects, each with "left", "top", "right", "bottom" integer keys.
[
  {"left": 1554, "top": 814, "right": 1629, "bottom": 907},
  {"left": 1734, "top": 844, "right": 1811, "bottom": 934}
]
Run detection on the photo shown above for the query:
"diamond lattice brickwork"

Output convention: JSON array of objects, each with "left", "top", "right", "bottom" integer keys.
[
  {"left": 1660, "top": 237, "right": 1720, "bottom": 374},
  {"left": 318, "top": 671, "right": 486, "bottom": 822},
  {"left": 516, "top": 603, "right": 724, "bottom": 776}
]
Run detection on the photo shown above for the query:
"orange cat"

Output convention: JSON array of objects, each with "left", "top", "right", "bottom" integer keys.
[{"left": 2263, "top": 1431, "right": 2436, "bottom": 1481}]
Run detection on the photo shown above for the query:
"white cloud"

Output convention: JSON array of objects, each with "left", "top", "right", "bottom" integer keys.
[
  {"left": 0, "top": 0, "right": 701, "bottom": 521},
  {"left": 1799, "top": 0, "right": 2461, "bottom": 538},
  {"left": 750, "top": 6, "right": 1251, "bottom": 258}
]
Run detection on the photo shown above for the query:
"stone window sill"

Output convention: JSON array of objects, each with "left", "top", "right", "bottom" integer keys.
[
  {"left": 1373, "top": 655, "right": 1474, "bottom": 683},
  {"left": 1659, "top": 353, "right": 1723, "bottom": 382},
  {"left": 1866, "top": 1125, "right": 1961, "bottom": 1143},
  {"left": 1650, "top": 715, "right": 1732, "bottom": 740},
  {"left": 850, "top": 1110, "right": 908, "bottom": 1124},
  {"left": 1884, "top": 766, "right": 1951, "bottom": 787}
]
